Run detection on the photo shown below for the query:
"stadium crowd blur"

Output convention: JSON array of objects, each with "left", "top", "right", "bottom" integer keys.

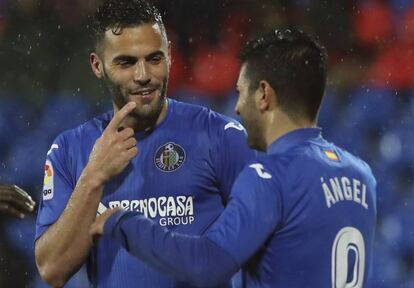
[{"left": 0, "top": 0, "right": 413, "bottom": 287}]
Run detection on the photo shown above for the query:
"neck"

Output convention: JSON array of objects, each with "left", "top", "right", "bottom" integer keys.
[{"left": 264, "top": 112, "right": 316, "bottom": 148}]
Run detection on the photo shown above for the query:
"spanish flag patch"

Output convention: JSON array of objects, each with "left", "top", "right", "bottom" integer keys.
[{"left": 324, "top": 149, "right": 340, "bottom": 162}]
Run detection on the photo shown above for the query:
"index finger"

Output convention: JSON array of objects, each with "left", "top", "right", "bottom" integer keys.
[
  {"left": 13, "top": 185, "right": 35, "bottom": 205},
  {"left": 107, "top": 102, "right": 137, "bottom": 131}
]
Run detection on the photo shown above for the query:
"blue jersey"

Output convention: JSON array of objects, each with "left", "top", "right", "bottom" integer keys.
[
  {"left": 35, "top": 99, "right": 255, "bottom": 287},
  {"left": 103, "top": 128, "right": 377, "bottom": 288},
  {"left": 207, "top": 128, "right": 377, "bottom": 287}
]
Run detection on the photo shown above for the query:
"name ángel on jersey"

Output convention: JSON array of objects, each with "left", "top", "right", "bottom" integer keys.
[
  {"left": 321, "top": 176, "right": 369, "bottom": 209},
  {"left": 109, "top": 196, "right": 194, "bottom": 226}
]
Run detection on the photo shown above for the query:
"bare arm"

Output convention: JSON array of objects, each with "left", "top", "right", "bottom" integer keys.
[{"left": 35, "top": 102, "right": 138, "bottom": 287}]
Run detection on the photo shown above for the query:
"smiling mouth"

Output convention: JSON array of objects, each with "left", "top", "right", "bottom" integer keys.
[
  {"left": 129, "top": 88, "right": 158, "bottom": 102},
  {"left": 130, "top": 88, "right": 157, "bottom": 96}
]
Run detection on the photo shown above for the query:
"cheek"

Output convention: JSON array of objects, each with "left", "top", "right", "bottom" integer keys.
[
  {"left": 235, "top": 96, "right": 247, "bottom": 111},
  {"left": 112, "top": 69, "right": 133, "bottom": 84},
  {"left": 152, "top": 63, "right": 169, "bottom": 80}
]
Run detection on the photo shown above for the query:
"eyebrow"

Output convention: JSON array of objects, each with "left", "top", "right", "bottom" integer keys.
[
  {"left": 112, "top": 55, "right": 137, "bottom": 63},
  {"left": 112, "top": 51, "right": 165, "bottom": 63},
  {"left": 145, "top": 50, "right": 165, "bottom": 61}
]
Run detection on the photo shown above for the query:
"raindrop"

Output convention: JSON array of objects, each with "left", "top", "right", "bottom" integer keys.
[{"left": 379, "top": 132, "right": 402, "bottom": 162}]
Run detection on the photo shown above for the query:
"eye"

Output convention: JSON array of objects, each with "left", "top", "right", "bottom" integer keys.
[
  {"left": 118, "top": 60, "right": 134, "bottom": 68},
  {"left": 149, "top": 55, "right": 163, "bottom": 64}
]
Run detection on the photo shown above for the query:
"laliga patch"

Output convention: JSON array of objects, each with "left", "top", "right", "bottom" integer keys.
[
  {"left": 43, "top": 160, "right": 54, "bottom": 200},
  {"left": 154, "top": 142, "right": 186, "bottom": 172}
]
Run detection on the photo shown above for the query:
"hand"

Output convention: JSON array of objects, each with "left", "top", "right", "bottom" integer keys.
[
  {"left": 0, "top": 184, "right": 36, "bottom": 218},
  {"left": 90, "top": 208, "right": 122, "bottom": 241},
  {"left": 86, "top": 102, "right": 139, "bottom": 185}
]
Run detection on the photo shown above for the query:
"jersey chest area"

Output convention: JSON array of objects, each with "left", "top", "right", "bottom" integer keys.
[{"left": 81, "top": 131, "right": 223, "bottom": 230}]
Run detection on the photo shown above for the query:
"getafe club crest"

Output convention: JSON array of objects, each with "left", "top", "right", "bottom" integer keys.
[{"left": 155, "top": 142, "right": 186, "bottom": 172}]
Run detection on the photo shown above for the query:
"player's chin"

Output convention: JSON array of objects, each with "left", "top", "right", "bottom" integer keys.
[{"left": 247, "top": 134, "right": 265, "bottom": 151}]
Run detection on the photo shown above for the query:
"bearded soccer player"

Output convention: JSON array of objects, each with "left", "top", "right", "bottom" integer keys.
[
  {"left": 91, "top": 29, "right": 377, "bottom": 287},
  {"left": 34, "top": 0, "right": 255, "bottom": 287}
]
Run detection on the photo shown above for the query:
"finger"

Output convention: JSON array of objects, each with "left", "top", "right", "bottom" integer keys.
[
  {"left": 117, "top": 127, "right": 135, "bottom": 141},
  {"left": 122, "top": 137, "right": 137, "bottom": 150},
  {"left": 103, "top": 207, "right": 122, "bottom": 217},
  {"left": 0, "top": 203, "right": 25, "bottom": 219},
  {"left": 0, "top": 190, "right": 35, "bottom": 211},
  {"left": 107, "top": 102, "right": 137, "bottom": 132},
  {"left": 125, "top": 146, "right": 139, "bottom": 159},
  {"left": 13, "top": 185, "right": 36, "bottom": 205},
  {"left": 90, "top": 224, "right": 101, "bottom": 244},
  {"left": 0, "top": 195, "right": 34, "bottom": 213}
]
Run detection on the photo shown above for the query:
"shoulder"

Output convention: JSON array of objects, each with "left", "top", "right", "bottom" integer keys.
[
  {"left": 50, "top": 111, "right": 110, "bottom": 154},
  {"left": 335, "top": 145, "right": 376, "bottom": 183},
  {"left": 171, "top": 99, "right": 244, "bottom": 131}
]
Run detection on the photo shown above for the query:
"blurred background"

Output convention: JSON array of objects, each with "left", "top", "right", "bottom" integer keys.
[{"left": 0, "top": 0, "right": 413, "bottom": 287}]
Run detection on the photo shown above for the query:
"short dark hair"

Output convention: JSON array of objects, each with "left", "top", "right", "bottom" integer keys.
[
  {"left": 239, "top": 28, "right": 328, "bottom": 122},
  {"left": 91, "top": 0, "right": 166, "bottom": 50}
]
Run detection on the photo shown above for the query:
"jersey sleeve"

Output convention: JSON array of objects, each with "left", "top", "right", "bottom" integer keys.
[
  {"left": 35, "top": 133, "right": 75, "bottom": 241},
  {"left": 104, "top": 210, "right": 239, "bottom": 287},
  {"left": 210, "top": 114, "right": 256, "bottom": 201},
  {"left": 206, "top": 161, "right": 282, "bottom": 265},
  {"left": 103, "top": 160, "right": 281, "bottom": 285}
]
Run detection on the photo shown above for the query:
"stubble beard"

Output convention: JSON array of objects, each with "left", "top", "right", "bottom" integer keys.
[
  {"left": 103, "top": 75, "right": 168, "bottom": 131},
  {"left": 243, "top": 105, "right": 267, "bottom": 152}
]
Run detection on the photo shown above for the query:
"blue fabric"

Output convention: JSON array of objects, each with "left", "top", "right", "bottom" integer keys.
[
  {"left": 104, "top": 128, "right": 377, "bottom": 287},
  {"left": 104, "top": 210, "right": 238, "bottom": 287},
  {"left": 35, "top": 98, "right": 255, "bottom": 287}
]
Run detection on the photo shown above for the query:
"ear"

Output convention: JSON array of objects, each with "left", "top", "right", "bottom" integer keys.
[
  {"left": 90, "top": 52, "right": 104, "bottom": 79},
  {"left": 256, "top": 80, "right": 275, "bottom": 113}
]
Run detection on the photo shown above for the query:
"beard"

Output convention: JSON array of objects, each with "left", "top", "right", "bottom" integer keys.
[
  {"left": 241, "top": 102, "right": 267, "bottom": 151},
  {"left": 246, "top": 124, "right": 266, "bottom": 151},
  {"left": 102, "top": 72, "right": 168, "bottom": 130}
]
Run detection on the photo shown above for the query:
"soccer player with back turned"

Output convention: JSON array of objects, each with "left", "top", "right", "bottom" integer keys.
[
  {"left": 34, "top": 1, "right": 255, "bottom": 287},
  {"left": 92, "top": 29, "right": 377, "bottom": 288}
]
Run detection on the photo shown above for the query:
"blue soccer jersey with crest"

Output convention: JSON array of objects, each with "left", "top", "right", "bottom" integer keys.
[
  {"left": 102, "top": 128, "right": 377, "bottom": 287},
  {"left": 35, "top": 98, "right": 255, "bottom": 288}
]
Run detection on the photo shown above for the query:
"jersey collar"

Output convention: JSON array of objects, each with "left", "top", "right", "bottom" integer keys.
[{"left": 267, "top": 127, "right": 322, "bottom": 155}]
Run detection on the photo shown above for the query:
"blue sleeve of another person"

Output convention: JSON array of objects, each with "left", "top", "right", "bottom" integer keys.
[{"left": 104, "top": 160, "right": 281, "bottom": 286}]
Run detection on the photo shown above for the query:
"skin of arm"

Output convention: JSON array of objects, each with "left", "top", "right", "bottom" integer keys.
[{"left": 35, "top": 102, "right": 138, "bottom": 287}]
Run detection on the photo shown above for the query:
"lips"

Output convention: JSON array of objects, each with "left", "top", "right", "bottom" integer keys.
[
  {"left": 129, "top": 88, "right": 157, "bottom": 101},
  {"left": 132, "top": 88, "right": 156, "bottom": 95}
]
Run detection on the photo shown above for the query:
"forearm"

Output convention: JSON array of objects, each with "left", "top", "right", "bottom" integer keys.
[
  {"left": 35, "top": 169, "right": 103, "bottom": 287},
  {"left": 105, "top": 211, "right": 239, "bottom": 287}
]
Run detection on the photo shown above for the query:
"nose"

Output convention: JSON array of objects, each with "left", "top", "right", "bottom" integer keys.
[{"left": 134, "top": 61, "right": 151, "bottom": 86}]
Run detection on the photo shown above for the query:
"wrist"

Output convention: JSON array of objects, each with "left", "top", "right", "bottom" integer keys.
[{"left": 78, "top": 166, "right": 106, "bottom": 192}]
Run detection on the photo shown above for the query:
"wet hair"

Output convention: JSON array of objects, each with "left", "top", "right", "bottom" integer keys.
[
  {"left": 239, "top": 28, "right": 328, "bottom": 122},
  {"left": 91, "top": 0, "right": 166, "bottom": 51}
]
